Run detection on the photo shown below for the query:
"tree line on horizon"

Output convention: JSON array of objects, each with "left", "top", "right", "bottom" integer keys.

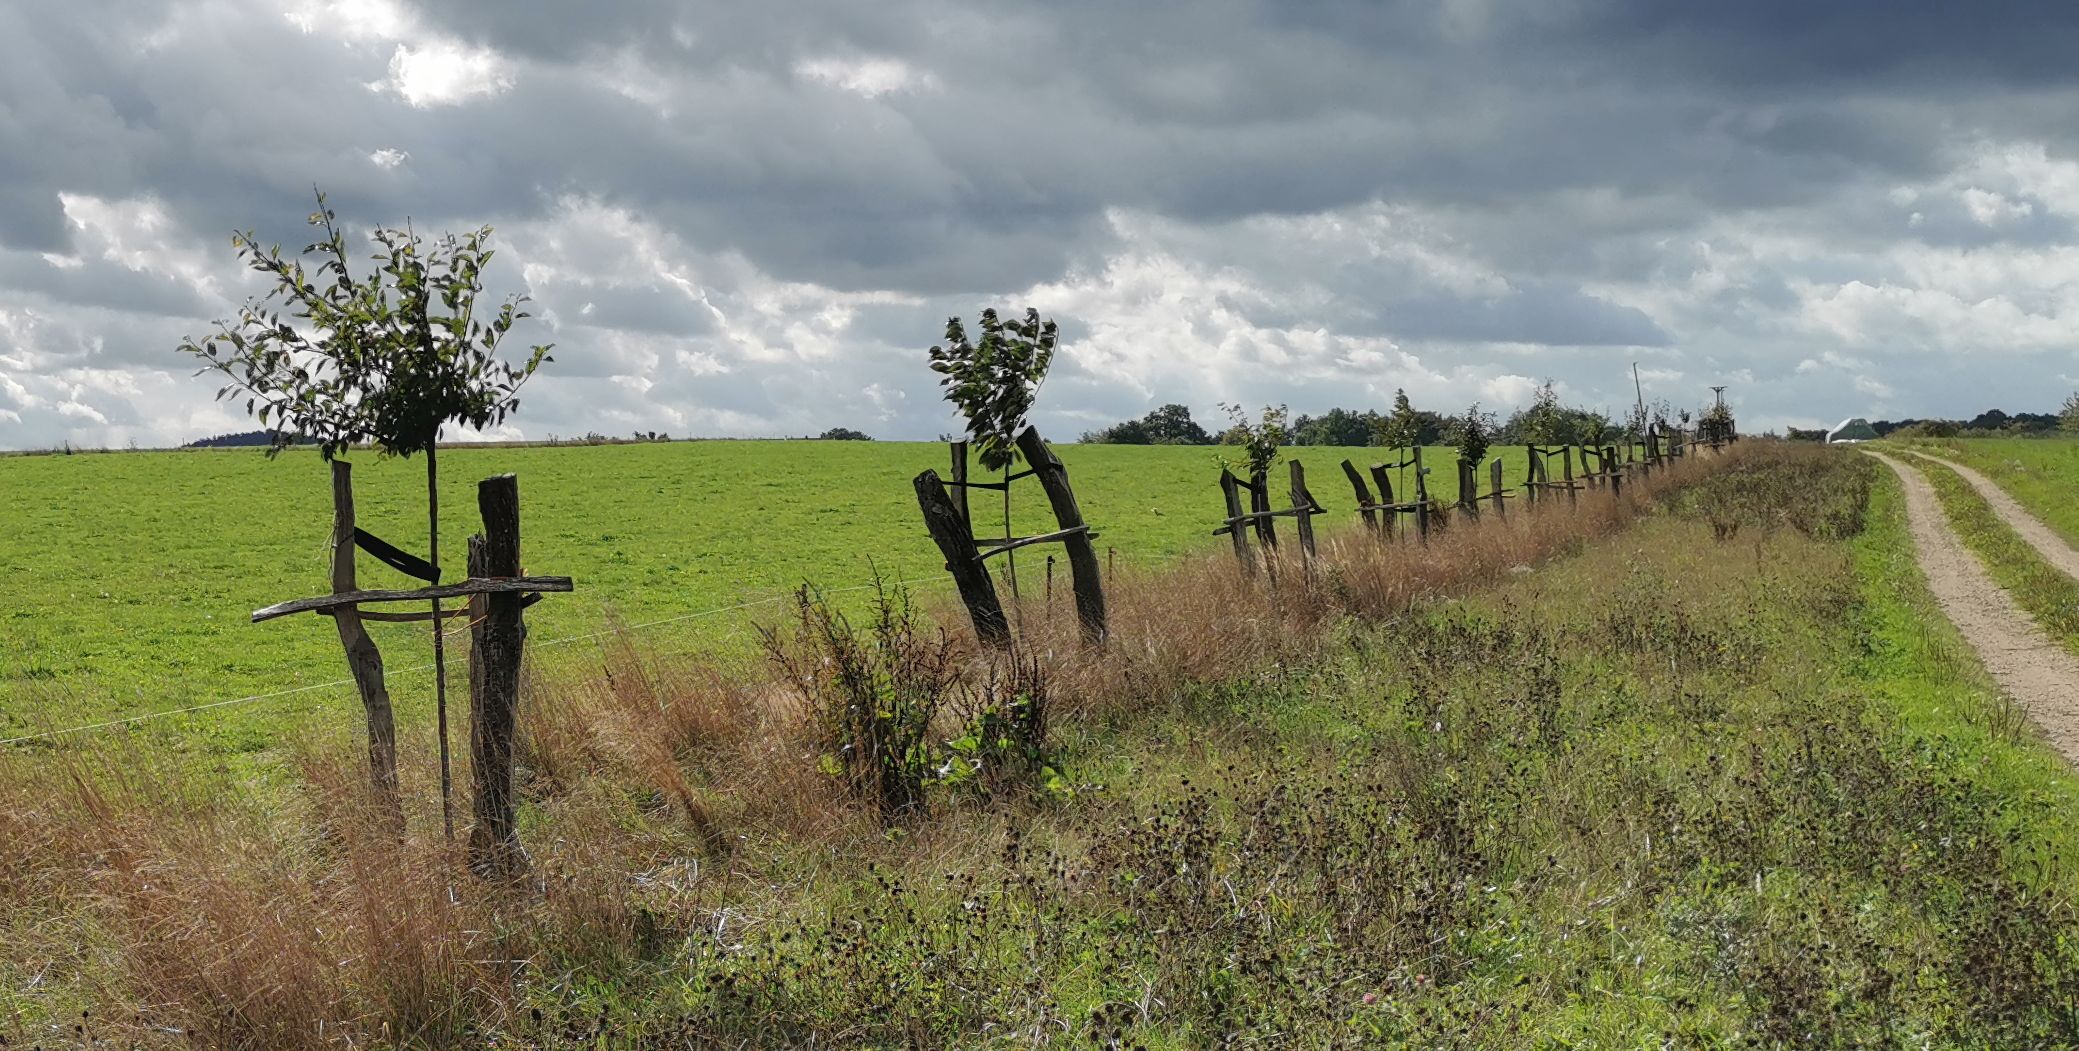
[{"left": 1080, "top": 385, "right": 1703, "bottom": 455}]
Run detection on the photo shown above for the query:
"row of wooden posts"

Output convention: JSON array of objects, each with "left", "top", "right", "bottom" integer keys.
[
  {"left": 265, "top": 422, "right": 1713, "bottom": 876},
  {"left": 912, "top": 423, "right": 1717, "bottom": 645},
  {"left": 1214, "top": 426, "right": 1704, "bottom": 565}
]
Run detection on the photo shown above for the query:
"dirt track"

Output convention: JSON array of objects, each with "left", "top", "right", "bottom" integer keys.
[
  {"left": 1865, "top": 450, "right": 2079, "bottom": 765},
  {"left": 1906, "top": 450, "right": 2079, "bottom": 580}
]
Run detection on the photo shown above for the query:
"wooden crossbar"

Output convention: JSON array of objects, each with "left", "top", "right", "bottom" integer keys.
[
  {"left": 1352, "top": 499, "right": 1428, "bottom": 514},
  {"left": 319, "top": 592, "right": 542, "bottom": 623},
  {"left": 255, "top": 576, "right": 575, "bottom": 623},
  {"left": 1213, "top": 504, "right": 1326, "bottom": 535},
  {"left": 944, "top": 468, "right": 1037, "bottom": 492},
  {"left": 975, "top": 525, "right": 1094, "bottom": 561},
  {"left": 353, "top": 528, "right": 440, "bottom": 583}
]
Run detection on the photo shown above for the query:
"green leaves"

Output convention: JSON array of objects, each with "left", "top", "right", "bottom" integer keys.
[
  {"left": 928, "top": 307, "right": 1056, "bottom": 472},
  {"left": 176, "top": 189, "right": 553, "bottom": 460},
  {"left": 1216, "top": 403, "right": 1289, "bottom": 476}
]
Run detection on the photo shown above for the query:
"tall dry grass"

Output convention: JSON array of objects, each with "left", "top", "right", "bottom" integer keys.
[{"left": 0, "top": 444, "right": 1753, "bottom": 1047}]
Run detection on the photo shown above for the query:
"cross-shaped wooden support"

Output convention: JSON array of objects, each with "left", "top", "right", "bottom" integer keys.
[
  {"left": 915, "top": 426, "right": 1107, "bottom": 648},
  {"left": 1341, "top": 447, "right": 1431, "bottom": 544},
  {"left": 257, "top": 465, "right": 572, "bottom": 876},
  {"left": 1214, "top": 460, "right": 1329, "bottom": 573}
]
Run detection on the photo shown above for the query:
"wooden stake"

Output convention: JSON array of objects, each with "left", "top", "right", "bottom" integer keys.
[
  {"left": 468, "top": 475, "right": 527, "bottom": 878},
  {"left": 1220, "top": 469, "right": 1254, "bottom": 573},
  {"left": 1289, "top": 460, "right": 1317, "bottom": 560},
  {"left": 1341, "top": 459, "right": 1379, "bottom": 535},
  {"left": 330, "top": 461, "right": 402, "bottom": 831},
  {"left": 1014, "top": 427, "right": 1107, "bottom": 645},
  {"left": 916, "top": 469, "right": 1011, "bottom": 647}
]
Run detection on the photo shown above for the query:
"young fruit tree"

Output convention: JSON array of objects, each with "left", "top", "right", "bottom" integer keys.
[
  {"left": 928, "top": 308, "right": 1057, "bottom": 602},
  {"left": 179, "top": 191, "right": 552, "bottom": 839}
]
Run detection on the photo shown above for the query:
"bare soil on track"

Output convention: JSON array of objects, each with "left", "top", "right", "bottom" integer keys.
[{"left": 1867, "top": 449, "right": 2079, "bottom": 764}]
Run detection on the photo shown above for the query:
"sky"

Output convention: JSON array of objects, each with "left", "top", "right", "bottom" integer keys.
[{"left": 5, "top": 0, "right": 2079, "bottom": 449}]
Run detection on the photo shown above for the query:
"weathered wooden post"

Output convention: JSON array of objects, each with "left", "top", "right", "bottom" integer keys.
[
  {"left": 1412, "top": 446, "right": 1431, "bottom": 542},
  {"left": 329, "top": 461, "right": 401, "bottom": 828},
  {"left": 1289, "top": 460, "right": 1320, "bottom": 560},
  {"left": 1489, "top": 457, "right": 1506, "bottom": 519},
  {"left": 1372, "top": 464, "right": 1397, "bottom": 539},
  {"left": 950, "top": 440, "right": 971, "bottom": 527},
  {"left": 1457, "top": 459, "right": 1478, "bottom": 521},
  {"left": 1014, "top": 427, "right": 1107, "bottom": 645},
  {"left": 1248, "top": 469, "right": 1279, "bottom": 551},
  {"left": 1220, "top": 469, "right": 1256, "bottom": 573},
  {"left": 1562, "top": 446, "right": 1578, "bottom": 508},
  {"left": 1342, "top": 460, "right": 1380, "bottom": 536},
  {"left": 467, "top": 474, "right": 527, "bottom": 879},
  {"left": 915, "top": 470, "right": 1012, "bottom": 647}
]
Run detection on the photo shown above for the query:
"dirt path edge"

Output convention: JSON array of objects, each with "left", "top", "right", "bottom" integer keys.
[{"left": 1865, "top": 450, "right": 2079, "bottom": 766}]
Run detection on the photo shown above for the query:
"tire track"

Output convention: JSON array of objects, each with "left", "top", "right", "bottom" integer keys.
[
  {"left": 1865, "top": 450, "right": 2079, "bottom": 765},
  {"left": 1906, "top": 449, "right": 2079, "bottom": 581}
]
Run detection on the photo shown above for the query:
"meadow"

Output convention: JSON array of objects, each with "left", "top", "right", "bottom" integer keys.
[
  {"left": 0, "top": 440, "right": 1532, "bottom": 757},
  {"left": 12, "top": 444, "right": 2079, "bottom": 1046}
]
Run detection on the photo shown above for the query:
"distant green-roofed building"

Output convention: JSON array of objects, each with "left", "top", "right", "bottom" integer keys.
[{"left": 1826, "top": 417, "right": 1878, "bottom": 443}]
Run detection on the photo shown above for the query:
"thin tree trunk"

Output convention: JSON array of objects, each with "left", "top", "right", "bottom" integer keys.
[
  {"left": 1002, "top": 464, "right": 1020, "bottom": 633},
  {"left": 428, "top": 443, "right": 453, "bottom": 843}
]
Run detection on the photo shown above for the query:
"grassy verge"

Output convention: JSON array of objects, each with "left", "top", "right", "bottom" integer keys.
[
  {"left": 11, "top": 446, "right": 2079, "bottom": 1047},
  {"left": 1900, "top": 452, "right": 2079, "bottom": 655}
]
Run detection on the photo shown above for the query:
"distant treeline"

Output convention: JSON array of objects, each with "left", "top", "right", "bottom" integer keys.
[
  {"left": 1081, "top": 388, "right": 1686, "bottom": 449},
  {"left": 184, "top": 429, "right": 315, "bottom": 449},
  {"left": 1786, "top": 409, "right": 2067, "bottom": 442}
]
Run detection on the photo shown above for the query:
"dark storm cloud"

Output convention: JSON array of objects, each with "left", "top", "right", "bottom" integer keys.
[{"left": 4, "top": 0, "right": 2079, "bottom": 449}]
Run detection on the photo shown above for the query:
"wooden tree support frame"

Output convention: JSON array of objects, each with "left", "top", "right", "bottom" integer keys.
[
  {"left": 260, "top": 464, "right": 571, "bottom": 874},
  {"left": 1523, "top": 445, "right": 1584, "bottom": 506},
  {"left": 1215, "top": 460, "right": 1329, "bottom": 570},
  {"left": 1341, "top": 446, "right": 1432, "bottom": 543},
  {"left": 1456, "top": 456, "right": 1512, "bottom": 518},
  {"left": 914, "top": 426, "right": 1107, "bottom": 648}
]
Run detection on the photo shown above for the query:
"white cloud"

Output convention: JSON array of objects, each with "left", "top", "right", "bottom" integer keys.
[
  {"left": 1961, "top": 187, "right": 2033, "bottom": 226},
  {"left": 381, "top": 40, "right": 514, "bottom": 107},
  {"left": 793, "top": 55, "right": 938, "bottom": 98},
  {"left": 368, "top": 147, "right": 409, "bottom": 169}
]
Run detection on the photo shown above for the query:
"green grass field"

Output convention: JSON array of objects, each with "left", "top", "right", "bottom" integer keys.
[{"left": 0, "top": 440, "right": 1537, "bottom": 754}]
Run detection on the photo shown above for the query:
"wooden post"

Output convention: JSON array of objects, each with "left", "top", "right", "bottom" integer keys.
[
  {"left": 1342, "top": 460, "right": 1379, "bottom": 535},
  {"left": 1490, "top": 457, "right": 1505, "bottom": 519},
  {"left": 1412, "top": 446, "right": 1430, "bottom": 542},
  {"left": 468, "top": 474, "right": 527, "bottom": 878},
  {"left": 1014, "top": 427, "right": 1107, "bottom": 645},
  {"left": 1458, "top": 460, "right": 1477, "bottom": 521},
  {"left": 950, "top": 441, "right": 971, "bottom": 529},
  {"left": 1562, "top": 447, "right": 1578, "bottom": 508},
  {"left": 1370, "top": 465, "right": 1397, "bottom": 540},
  {"left": 330, "top": 461, "right": 402, "bottom": 830},
  {"left": 1219, "top": 469, "right": 1255, "bottom": 573},
  {"left": 1248, "top": 469, "right": 1279, "bottom": 550},
  {"left": 1289, "top": 459, "right": 1318, "bottom": 560},
  {"left": 916, "top": 470, "right": 1012, "bottom": 647},
  {"left": 1608, "top": 446, "right": 1623, "bottom": 496}
]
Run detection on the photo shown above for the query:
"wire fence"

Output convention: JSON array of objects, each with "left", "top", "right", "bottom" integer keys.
[{"left": 0, "top": 574, "right": 958, "bottom": 748}]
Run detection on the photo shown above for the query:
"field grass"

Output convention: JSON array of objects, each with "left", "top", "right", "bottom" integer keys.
[
  {"left": 0, "top": 441, "right": 1539, "bottom": 757},
  {"left": 1888, "top": 434, "right": 2079, "bottom": 547},
  {"left": 14, "top": 445, "right": 2079, "bottom": 1045}
]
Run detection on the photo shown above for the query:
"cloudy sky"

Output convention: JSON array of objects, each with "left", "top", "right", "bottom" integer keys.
[{"left": 5, "top": 0, "right": 2079, "bottom": 449}]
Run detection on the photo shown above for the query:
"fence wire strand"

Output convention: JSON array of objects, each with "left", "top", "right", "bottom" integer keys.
[{"left": 0, "top": 574, "right": 949, "bottom": 747}]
